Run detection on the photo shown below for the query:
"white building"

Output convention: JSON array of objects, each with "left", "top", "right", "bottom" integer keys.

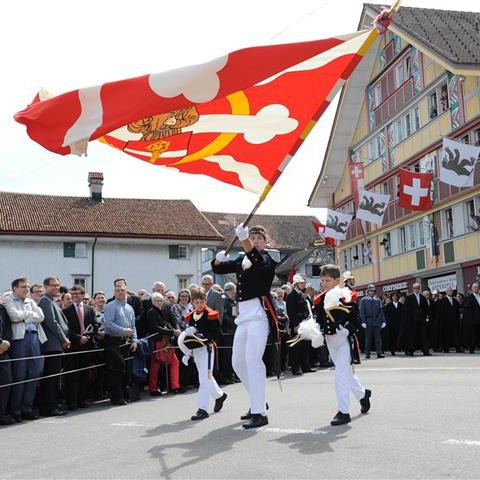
[{"left": 0, "top": 173, "right": 223, "bottom": 294}]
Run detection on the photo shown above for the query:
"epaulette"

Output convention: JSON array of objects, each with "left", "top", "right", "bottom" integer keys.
[
  {"left": 313, "top": 291, "right": 326, "bottom": 305},
  {"left": 184, "top": 310, "right": 195, "bottom": 323},
  {"left": 206, "top": 306, "right": 219, "bottom": 321}
]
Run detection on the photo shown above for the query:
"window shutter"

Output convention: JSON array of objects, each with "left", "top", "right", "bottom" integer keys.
[
  {"left": 444, "top": 241, "right": 455, "bottom": 263},
  {"left": 169, "top": 245, "right": 179, "bottom": 259},
  {"left": 63, "top": 242, "right": 75, "bottom": 258}
]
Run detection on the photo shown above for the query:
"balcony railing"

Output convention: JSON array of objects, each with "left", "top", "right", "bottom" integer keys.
[{"left": 373, "top": 77, "right": 414, "bottom": 128}]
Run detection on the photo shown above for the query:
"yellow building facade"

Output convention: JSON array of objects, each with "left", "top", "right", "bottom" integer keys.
[{"left": 309, "top": 4, "right": 480, "bottom": 297}]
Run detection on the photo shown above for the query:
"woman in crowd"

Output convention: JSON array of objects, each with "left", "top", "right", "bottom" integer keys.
[{"left": 146, "top": 293, "right": 181, "bottom": 395}]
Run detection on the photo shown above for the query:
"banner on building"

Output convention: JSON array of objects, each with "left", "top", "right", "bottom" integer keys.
[
  {"left": 324, "top": 209, "right": 353, "bottom": 240},
  {"left": 440, "top": 137, "right": 479, "bottom": 188},
  {"left": 356, "top": 188, "right": 390, "bottom": 225}
]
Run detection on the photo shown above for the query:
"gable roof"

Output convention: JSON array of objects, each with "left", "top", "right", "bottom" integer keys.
[
  {"left": 0, "top": 191, "right": 223, "bottom": 241},
  {"left": 365, "top": 4, "right": 480, "bottom": 69},
  {"left": 202, "top": 211, "right": 318, "bottom": 251},
  {"left": 309, "top": 4, "right": 480, "bottom": 208}
]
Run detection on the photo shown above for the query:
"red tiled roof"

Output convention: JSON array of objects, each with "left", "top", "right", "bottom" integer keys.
[
  {"left": 202, "top": 211, "right": 318, "bottom": 250},
  {"left": 0, "top": 192, "right": 223, "bottom": 241}
]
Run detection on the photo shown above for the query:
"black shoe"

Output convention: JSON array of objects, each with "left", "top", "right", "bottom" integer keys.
[
  {"left": 242, "top": 414, "right": 268, "bottom": 429},
  {"left": 40, "top": 408, "right": 67, "bottom": 417},
  {"left": 12, "top": 414, "right": 23, "bottom": 423},
  {"left": 110, "top": 399, "right": 127, "bottom": 406},
  {"left": 330, "top": 411, "right": 351, "bottom": 426},
  {"left": 214, "top": 393, "right": 227, "bottom": 413},
  {"left": 365, "top": 355, "right": 370, "bottom": 359},
  {"left": 0, "top": 415, "right": 15, "bottom": 426},
  {"left": 391, "top": 352, "right": 396, "bottom": 356},
  {"left": 78, "top": 403, "right": 89, "bottom": 409},
  {"left": 150, "top": 390, "right": 163, "bottom": 397},
  {"left": 67, "top": 405, "right": 78, "bottom": 411},
  {"left": 22, "top": 411, "right": 39, "bottom": 420},
  {"left": 240, "top": 402, "right": 269, "bottom": 420},
  {"left": 423, "top": 351, "right": 432, "bottom": 356},
  {"left": 302, "top": 368, "right": 315, "bottom": 373},
  {"left": 360, "top": 389, "right": 372, "bottom": 414},
  {"left": 291, "top": 370, "right": 303, "bottom": 376},
  {"left": 191, "top": 409, "right": 209, "bottom": 421},
  {"left": 377, "top": 354, "right": 385, "bottom": 359}
]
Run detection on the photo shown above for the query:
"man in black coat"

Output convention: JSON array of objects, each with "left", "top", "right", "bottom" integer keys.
[
  {"left": 286, "top": 274, "right": 313, "bottom": 374},
  {"left": 63, "top": 285, "right": 96, "bottom": 410},
  {"left": 437, "top": 287, "right": 461, "bottom": 353},
  {"left": 403, "top": 283, "right": 431, "bottom": 356},
  {"left": 460, "top": 282, "right": 480, "bottom": 353},
  {"left": 384, "top": 292, "right": 404, "bottom": 355}
]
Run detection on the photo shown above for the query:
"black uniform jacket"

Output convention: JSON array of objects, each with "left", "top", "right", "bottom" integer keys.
[
  {"left": 211, "top": 248, "right": 277, "bottom": 302},
  {"left": 184, "top": 307, "right": 221, "bottom": 342}
]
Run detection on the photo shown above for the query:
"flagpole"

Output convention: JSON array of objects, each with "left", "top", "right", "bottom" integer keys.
[{"left": 224, "top": 184, "right": 273, "bottom": 254}]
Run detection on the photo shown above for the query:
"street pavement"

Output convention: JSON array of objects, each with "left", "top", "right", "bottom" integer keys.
[{"left": 2, "top": 353, "right": 480, "bottom": 479}]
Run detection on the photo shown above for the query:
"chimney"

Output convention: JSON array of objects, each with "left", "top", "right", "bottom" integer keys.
[{"left": 88, "top": 172, "right": 104, "bottom": 203}]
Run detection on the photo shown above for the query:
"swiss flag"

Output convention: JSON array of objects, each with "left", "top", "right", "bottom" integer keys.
[
  {"left": 399, "top": 169, "right": 433, "bottom": 211},
  {"left": 312, "top": 220, "right": 335, "bottom": 246},
  {"left": 348, "top": 161, "right": 364, "bottom": 208}
]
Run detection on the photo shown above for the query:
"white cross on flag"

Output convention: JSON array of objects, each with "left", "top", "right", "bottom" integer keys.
[
  {"left": 356, "top": 188, "right": 390, "bottom": 225},
  {"left": 348, "top": 161, "right": 364, "bottom": 208},
  {"left": 440, "top": 137, "right": 479, "bottom": 188},
  {"left": 399, "top": 169, "right": 433, "bottom": 211}
]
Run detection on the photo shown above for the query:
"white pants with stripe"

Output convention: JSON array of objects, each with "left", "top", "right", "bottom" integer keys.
[
  {"left": 325, "top": 333, "right": 365, "bottom": 414},
  {"left": 192, "top": 346, "right": 223, "bottom": 412},
  {"left": 232, "top": 298, "right": 269, "bottom": 416}
]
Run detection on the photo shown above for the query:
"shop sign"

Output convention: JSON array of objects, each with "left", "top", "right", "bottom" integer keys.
[
  {"left": 427, "top": 274, "right": 457, "bottom": 292},
  {"left": 382, "top": 281, "right": 408, "bottom": 292}
]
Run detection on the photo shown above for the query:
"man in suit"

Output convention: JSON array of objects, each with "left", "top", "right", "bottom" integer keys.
[
  {"left": 462, "top": 282, "right": 480, "bottom": 353},
  {"left": 437, "top": 287, "right": 461, "bottom": 353},
  {"left": 63, "top": 285, "right": 96, "bottom": 410},
  {"left": 38, "top": 276, "right": 71, "bottom": 416},
  {"left": 286, "top": 274, "right": 313, "bottom": 374},
  {"left": 384, "top": 291, "right": 404, "bottom": 355},
  {"left": 201, "top": 275, "right": 224, "bottom": 325},
  {"left": 404, "top": 283, "right": 431, "bottom": 356}
]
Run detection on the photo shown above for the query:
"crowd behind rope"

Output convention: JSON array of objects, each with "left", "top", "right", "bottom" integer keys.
[{"left": 0, "top": 273, "right": 479, "bottom": 427}]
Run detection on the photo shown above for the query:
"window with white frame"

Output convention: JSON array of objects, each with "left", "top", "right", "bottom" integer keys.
[
  {"left": 474, "top": 128, "right": 480, "bottom": 146},
  {"left": 428, "top": 81, "right": 448, "bottom": 120},
  {"left": 409, "top": 224, "right": 416, "bottom": 249},
  {"left": 399, "top": 227, "right": 407, "bottom": 253},
  {"left": 374, "top": 83, "right": 382, "bottom": 108},
  {"left": 444, "top": 208, "right": 454, "bottom": 238},
  {"left": 177, "top": 275, "right": 192, "bottom": 290},
  {"left": 465, "top": 199, "right": 480, "bottom": 232},
  {"left": 418, "top": 221, "right": 425, "bottom": 246}
]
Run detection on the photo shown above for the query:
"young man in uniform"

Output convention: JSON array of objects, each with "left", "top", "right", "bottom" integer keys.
[
  {"left": 212, "top": 224, "right": 277, "bottom": 429},
  {"left": 313, "top": 264, "right": 371, "bottom": 426}
]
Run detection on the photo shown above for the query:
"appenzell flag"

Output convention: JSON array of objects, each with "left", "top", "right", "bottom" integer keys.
[{"left": 15, "top": 29, "right": 379, "bottom": 195}]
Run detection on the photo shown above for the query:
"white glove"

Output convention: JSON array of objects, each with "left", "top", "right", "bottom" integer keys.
[
  {"left": 381, "top": 323, "right": 386, "bottom": 329},
  {"left": 235, "top": 223, "right": 249, "bottom": 241},
  {"left": 361, "top": 323, "right": 367, "bottom": 329},
  {"left": 336, "top": 325, "right": 349, "bottom": 337},
  {"left": 182, "top": 355, "right": 190, "bottom": 366},
  {"left": 215, "top": 250, "right": 230, "bottom": 263}
]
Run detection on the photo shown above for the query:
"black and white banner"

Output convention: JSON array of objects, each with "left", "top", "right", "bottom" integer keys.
[
  {"left": 356, "top": 188, "right": 390, "bottom": 225},
  {"left": 440, "top": 137, "right": 479, "bottom": 187},
  {"left": 325, "top": 209, "right": 353, "bottom": 240}
]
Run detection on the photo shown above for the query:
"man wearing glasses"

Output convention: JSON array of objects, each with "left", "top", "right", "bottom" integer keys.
[
  {"left": 38, "top": 276, "right": 71, "bottom": 416},
  {"left": 29, "top": 284, "right": 44, "bottom": 304},
  {"left": 403, "top": 283, "right": 431, "bottom": 356},
  {"left": 201, "top": 275, "right": 224, "bottom": 325},
  {"left": 3, "top": 277, "right": 46, "bottom": 421}
]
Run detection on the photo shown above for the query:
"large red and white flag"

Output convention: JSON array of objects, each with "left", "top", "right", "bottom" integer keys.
[
  {"left": 15, "top": 29, "right": 380, "bottom": 195},
  {"left": 399, "top": 169, "right": 433, "bottom": 211},
  {"left": 312, "top": 220, "right": 335, "bottom": 246}
]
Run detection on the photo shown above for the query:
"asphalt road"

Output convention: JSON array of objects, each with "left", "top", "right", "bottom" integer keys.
[{"left": 3, "top": 353, "right": 480, "bottom": 479}]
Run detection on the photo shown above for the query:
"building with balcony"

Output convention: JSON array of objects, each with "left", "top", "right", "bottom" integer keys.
[{"left": 309, "top": 4, "right": 480, "bottom": 296}]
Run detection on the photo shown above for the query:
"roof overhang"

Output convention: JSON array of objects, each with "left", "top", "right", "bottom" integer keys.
[{"left": 308, "top": 25, "right": 380, "bottom": 207}]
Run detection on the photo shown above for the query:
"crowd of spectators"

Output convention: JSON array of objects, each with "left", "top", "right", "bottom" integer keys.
[{"left": 1, "top": 272, "right": 479, "bottom": 427}]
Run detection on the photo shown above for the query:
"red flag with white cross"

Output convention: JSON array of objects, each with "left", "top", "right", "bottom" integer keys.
[
  {"left": 348, "top": 161, "right": 364, "bottom": 208},
  {"left": 399, "top": 169, "right": 433, "bottom": 211}
]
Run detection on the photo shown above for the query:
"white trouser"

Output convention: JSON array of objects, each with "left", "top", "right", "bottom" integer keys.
[
  {"left": 232, "top": 298, "right": 269, "bottom": 415},
  {"left": 192, "top": 346, "right": 223, "bottom": 411},
  {"left": 325, "top": 333, "right": 365, "bottom": 414}
]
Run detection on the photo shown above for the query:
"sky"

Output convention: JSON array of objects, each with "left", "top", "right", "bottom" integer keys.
[{"left": 1, "top": 0, "right": 478, "bottom": 216}]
